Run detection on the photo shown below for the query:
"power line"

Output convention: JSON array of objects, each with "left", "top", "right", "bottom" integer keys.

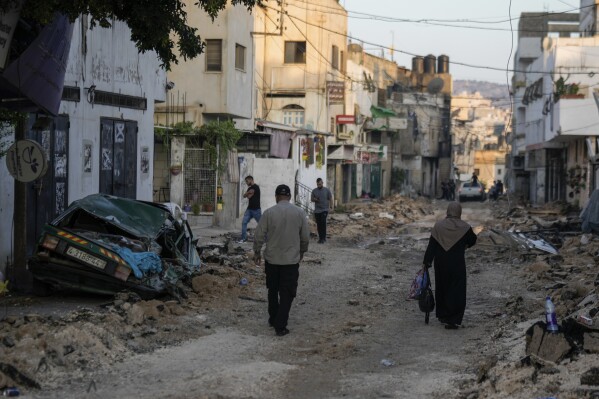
[{"left": 280, "top": 9, "right": 599, "bottom": 76}]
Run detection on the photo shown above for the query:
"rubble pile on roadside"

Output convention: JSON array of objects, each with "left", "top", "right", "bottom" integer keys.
[
  {"left": 0, "top": 237, "right": 260, "bottom": 394},
  {"left": 460, "top": 203, "right": 599, "bottom": 399},
  {"left": 327, "top": 195, "right": 434, "bottom": 240}
]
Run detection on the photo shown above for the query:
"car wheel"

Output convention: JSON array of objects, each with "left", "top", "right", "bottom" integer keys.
[
  {"left": 32, "top": 278, "right": 54, "bottom": 296},
  {"left": 458, "top": 196, "right": 463, "bottom": 202}
]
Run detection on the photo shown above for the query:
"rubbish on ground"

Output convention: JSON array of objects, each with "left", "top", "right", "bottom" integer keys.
[
  {"left": 240, "top": 277, "right": 248, "bottom": 286},
  {"left": 380, "top": 359, "right": 396, "bottom": 367},
  {"left": 545, "top": 296, "right": 559, "bottom": 333},
  {"left": 349, "top": 212, "right": 364, "bottom": 220},
  {"left": 378, "top": 212, "right": 394, "bottom": 220}
]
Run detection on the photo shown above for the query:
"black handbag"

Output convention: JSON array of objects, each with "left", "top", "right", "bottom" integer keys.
[{"left": 418, "top": 268, "right": 435, "bottom": 324}]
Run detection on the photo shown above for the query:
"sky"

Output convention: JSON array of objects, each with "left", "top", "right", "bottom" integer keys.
[{"left": 341, "top": 0, "right": 580, "bottom": 84}]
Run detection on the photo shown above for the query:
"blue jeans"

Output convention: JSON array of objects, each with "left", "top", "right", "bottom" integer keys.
[{"left": 241, "top": 208, "right": 262, "bottom": 240}]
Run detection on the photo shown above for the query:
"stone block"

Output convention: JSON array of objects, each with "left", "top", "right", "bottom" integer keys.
[
  {"left": 525, "top": 322, "right": 573, "bottom": 363},
  {"left": 584, "top": 332, "right": 599, "bottom": 353}
]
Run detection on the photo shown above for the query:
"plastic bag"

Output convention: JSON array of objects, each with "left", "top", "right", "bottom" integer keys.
[{"left": 407, "top": 268, "right": 428, "bottom": 300}]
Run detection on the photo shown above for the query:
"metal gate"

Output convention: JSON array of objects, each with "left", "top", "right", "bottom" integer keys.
[
  {"left": 184, "top": 147, "right": 216, "bottom": 212},
  {"left": 26, "top": 115, "right": 69, "bottom": 255},
  {"left": 99, "top": 118, "right": 137, "bottom": 198}
]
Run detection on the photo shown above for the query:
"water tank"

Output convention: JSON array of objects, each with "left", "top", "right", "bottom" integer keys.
[
  {"left": 437, "top": 54, "right": 450, "bottom": 74},
  {"left": 412, "top": 56, "right": 424, "bottom": 74},
  {"left": 424, "top": 54, "right": 436, "bottom": 74}
]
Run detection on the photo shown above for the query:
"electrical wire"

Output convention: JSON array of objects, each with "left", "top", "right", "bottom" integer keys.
[{"left": 277, "top": 6, "right": 599, "bottom": 76}]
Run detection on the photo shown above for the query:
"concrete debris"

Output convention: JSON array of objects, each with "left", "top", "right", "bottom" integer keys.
[
  {"left": 581, "top": 367, "right": 599, "bottom": 386},
  {"left": 525, "top": 322, "right": 573, "bottom": 363}
]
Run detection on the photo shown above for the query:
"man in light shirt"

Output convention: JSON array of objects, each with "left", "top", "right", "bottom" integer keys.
[{"left": 253, "top": 184, "right": 310, "bottom": 336}]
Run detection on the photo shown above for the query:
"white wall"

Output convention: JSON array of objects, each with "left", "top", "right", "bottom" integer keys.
[
  {"left": 62, "top": 17, "right": 165, "bottom": 202},
  {"left": 0, "top": 17, "right": 165, "bottom": 275},
  {"left": 237, "top": 153, "right": 295, "bottom": 217}
]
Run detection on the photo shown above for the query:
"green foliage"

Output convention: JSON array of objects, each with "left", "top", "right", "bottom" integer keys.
[
  {"left": 1, "top": 0, "right": 261, "bottom": 70},
  {"left": 197, "top": 120, "right": 242, "bottom": 174},
  {"left": 155, "top": 120, "right": 242, "bottom": 174}
]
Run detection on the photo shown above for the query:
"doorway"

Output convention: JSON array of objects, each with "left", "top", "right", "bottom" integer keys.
[{"left": 99, "top": 118, "right": 138, "bottom": 198}]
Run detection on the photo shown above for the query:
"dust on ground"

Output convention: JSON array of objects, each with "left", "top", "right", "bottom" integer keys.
[{"left": 1, "top": 196, "right": 598, "bottom": 398}]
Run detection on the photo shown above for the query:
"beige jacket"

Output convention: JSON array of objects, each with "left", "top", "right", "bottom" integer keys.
[{"left": 253, "top": 200, "right": 310, "bottom": 265}]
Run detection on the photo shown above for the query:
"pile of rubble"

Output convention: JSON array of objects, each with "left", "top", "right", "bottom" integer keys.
[
  {"left": 461, "top": 203, "right": 599, "bottom": 399},
  {"left": 327, "top": 195, "right": 434, "bottom": 241}
]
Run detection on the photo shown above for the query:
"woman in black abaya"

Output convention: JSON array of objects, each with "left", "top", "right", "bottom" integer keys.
[{"left": 423, "top": 202, "right": 477, "bottom": 329}]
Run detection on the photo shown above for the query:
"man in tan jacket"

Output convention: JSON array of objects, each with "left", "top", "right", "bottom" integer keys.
[{"left": 253, "top": 184, "right": 310, "bottom": 336}]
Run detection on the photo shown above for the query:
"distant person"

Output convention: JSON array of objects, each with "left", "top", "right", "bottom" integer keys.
[
  {"left": 422, "top": 202, "right": 477, "bottom": 329},
  {"left": 448, "top": 180, "right": 456, "bottom": 201},
  {"left": 311, "top": 178, "right": 333, "bottom": 243},
  {"left": 238, "top": 175, "right": 261, "bottom": 243},
  {"left": 496, "top": 180, "right": 504, "bottom": 196},
  {"left": 489, "top": 181, "right": 498, "bottom": 201},
  {"left": 440, "top": 181, "right": 448, "bottom": 200},
  {"left": 253, "top": 184, "right": 310, "bottom": 336},
  {"left": 471, "top": 173, "right": 479, "bottom": 186}
]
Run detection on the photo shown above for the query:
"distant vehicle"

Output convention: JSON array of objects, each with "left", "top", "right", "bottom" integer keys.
[
  {"left": 458, "top": 181, "right": 486, "bottom": 202},
  {"left": 28, "top": 194, "right": 201, "bottom": 298}
]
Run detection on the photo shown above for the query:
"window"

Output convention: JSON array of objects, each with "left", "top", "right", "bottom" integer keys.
[
  {"left": 284, "top": 41, "right": 306, "bottom": 64},
  {"left": 283, "top": 105, "right": 304, "bottom": 127},
  {"left": 331, "top": 45, "right": 339, "bottom": 70},
  {"left": 368, "top": 131, "right": 382, "bottom": 144},
  {"left": 235, "top": 44, "right": 246, "bottom": 71},
  {"left": 206, "top": 39, "right": 222, "bottom": 72},
  {"left": 497, "top": 169, "right": 502, "bottom": 175},
  {"left": 237, "top": 133, "right": 270, "bottom": 153}
]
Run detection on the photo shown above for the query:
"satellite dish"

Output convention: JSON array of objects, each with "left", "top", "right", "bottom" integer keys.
[{"left": 427, "top": 77, "right": 445, "bottom": 94}]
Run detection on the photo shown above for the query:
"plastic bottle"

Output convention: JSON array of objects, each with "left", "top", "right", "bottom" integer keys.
[{"left": 545, "top": 296, "right": 559, "bottom": 333}]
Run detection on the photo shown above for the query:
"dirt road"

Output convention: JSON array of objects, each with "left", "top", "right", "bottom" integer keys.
[{"left": 4, "top": 199, "right": 543, "bottom": 399}]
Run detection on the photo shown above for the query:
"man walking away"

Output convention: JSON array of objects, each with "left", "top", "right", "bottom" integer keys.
[
  {"left": 239, "top": 175, "right": 261, "bottom": 243},
  {"left": 253, "top": 184, "right": 310, "bottom": 336},
  {"left": 311, "top": 178, "right": 333, "bottom": 243}
]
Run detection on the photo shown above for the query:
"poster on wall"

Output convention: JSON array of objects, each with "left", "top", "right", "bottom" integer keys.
[
  {"left": 101, "top": 148, "right": 112, "bottom": 170},
  {"left": 114, "top": 122, "right": 125, "bottom": 143},
  {"left": 315, "top": 135, "right": 325, "bottom": 169},
  {"left": 83, "top": 143, "right": 92, "bottom": 173},
  {"left": 56, "top": 182, "right": 66, "bottom": 214},
  {"left": 141, "top": 146, "right": 149, "bottom": 174}
]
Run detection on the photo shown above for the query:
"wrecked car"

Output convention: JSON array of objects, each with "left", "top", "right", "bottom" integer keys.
[{"left": 28, "top": 194, "right": 201, "bottom": 298}]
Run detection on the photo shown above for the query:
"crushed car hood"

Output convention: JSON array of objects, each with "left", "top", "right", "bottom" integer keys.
[{"left": 56, "top": 194, "right": 170, "bottom": 239}]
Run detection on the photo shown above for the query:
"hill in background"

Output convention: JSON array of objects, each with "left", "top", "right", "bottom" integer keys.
[{"left": 453, "top": 80, "right": 510, "bottom": 108}]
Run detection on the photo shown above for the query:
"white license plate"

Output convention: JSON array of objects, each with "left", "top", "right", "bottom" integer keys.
[{"left": 66, "top": 246, "right": 107, "bottom": 270}]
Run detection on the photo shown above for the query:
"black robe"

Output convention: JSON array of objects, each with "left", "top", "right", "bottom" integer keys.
[{"left": 423, "top": 228, "right": 477, "bottom": 325}]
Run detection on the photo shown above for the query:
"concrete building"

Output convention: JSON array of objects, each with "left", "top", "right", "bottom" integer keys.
[
  {"left": 508, "top": 11, "right": 579, "bottom": 202},
  {"left": 452, "top": 92, "right": 509, "bottom": 185}
]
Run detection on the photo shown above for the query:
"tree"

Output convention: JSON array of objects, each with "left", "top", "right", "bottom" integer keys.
[{"left": 0, "top": 0, "right": 261, "bottom": 70}]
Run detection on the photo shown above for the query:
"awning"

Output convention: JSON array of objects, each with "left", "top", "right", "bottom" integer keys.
[
  {"left": 295, "top": 128, "right": 333, "bottom": 137},
  {"left": 327, "top": 144, "right": 355, "bottom": 160},
  {"left": 256, "top": 119, "right": 297, "bottom": 132}
]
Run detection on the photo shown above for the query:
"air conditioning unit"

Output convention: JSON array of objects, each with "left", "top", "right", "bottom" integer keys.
[{"left": 512, "top": 155, "right": 524, "bottom": 169}]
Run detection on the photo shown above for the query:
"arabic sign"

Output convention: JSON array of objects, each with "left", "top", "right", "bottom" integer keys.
[
  {"left": 327, "top": 81, "right": 345, "bottom": 104},
  {"left": 6, "top": 139, "right": 48, "bottom": 182},
  {"left": 336, "top": 115, "right": 355, "bottom": 124}
]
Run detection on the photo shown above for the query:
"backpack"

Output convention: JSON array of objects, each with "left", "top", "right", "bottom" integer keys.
[{"left": 418, "top": 268, "right": 435, "bottom": 324}]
